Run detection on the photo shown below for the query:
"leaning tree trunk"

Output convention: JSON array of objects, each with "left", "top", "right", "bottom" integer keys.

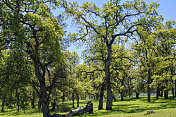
[
  {"left": 50, "top": 101, "right": 93, "bottom": 117},
  {"left": 105, "top": 46, "right": 112, "bottom": 110},
  {"left": 68, "top": 101, "right": 93, "bottom": 116},
  {"left": 98, "top": 83, "right": 105, "bottom": 110}
]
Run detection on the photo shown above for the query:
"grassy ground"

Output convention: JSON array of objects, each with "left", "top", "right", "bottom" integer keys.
[{"left": 1, "top": 96, "right": 176, "bottom": 117}]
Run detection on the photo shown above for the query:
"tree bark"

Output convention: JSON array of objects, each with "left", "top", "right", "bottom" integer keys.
[
  {"left": 40, "top": 84, "right": 50, "bottom": 117},
  {"left": 98, "top": 83, "right": 105, "bottom": 110},
  {"left": 105, "top": 46, "right": 112, "bottom": 110},
  {"left": 34, "top": 63, "right": 50, "bottom": 117},
  {"left": 72, "top": 92, "right": 75, "bottom": 108}
]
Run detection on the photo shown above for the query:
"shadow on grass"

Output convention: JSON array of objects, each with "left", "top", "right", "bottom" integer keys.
[
  {"left": 87, "top": 96, "right": 176, "bottom": 117},
  {"left": 1, "top": 97, "right": 176, "bottom": 117}
]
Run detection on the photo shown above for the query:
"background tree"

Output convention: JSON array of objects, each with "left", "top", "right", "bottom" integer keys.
[{"left": 151, "top": 23, "right": 176, "bottom": 99}]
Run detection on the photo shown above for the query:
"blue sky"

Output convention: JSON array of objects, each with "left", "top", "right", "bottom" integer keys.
[{"left": 54, "top": 0, "right": 176, "bottom": 64}]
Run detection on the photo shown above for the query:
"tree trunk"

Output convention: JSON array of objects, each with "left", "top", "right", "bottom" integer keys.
[
  {"left": 76, "top": 93, "right": 79, "bottom": 107},
  {"left": 1, "top": 99, "right": 5, "bottom": 112},
  {"left": 164, "top": 80, "right": 169, "bottom": 99},
  {"left": 34, "top": 76, "right": 50, "bottom": 117},
  {"left": 38, "top": 99, "right": 42, "bottom": 112},
  {"left": 98, "top": 83, "right": 105, "bottom": 110},
  {"left": 156, "top": 87, "right": 159, "bottom": 100},
  {"left": 105, "top": 46, "right": 112, "bottom": 110},
  {"left": 172, "top": 86, "right": 175, "bottom": 99},
  {"left": 147, "top": 70, "right": 151, "bottom": 102},
  {"left": 34, "top": 64, "right": 50, "bottom": 117},
  {"left": 72, "top": 92, "right": 75, "bottom": 108},
  {"left": 135, "top": 92, "right": 139, "bottom": 99},
  {"left": 164, "top": 89, "right": 168, "bottom": 99},
  {"left": 147, "top": 84, "right": 150, "bottom": 102},
  {"left": 120, "top": 92, "right": 124, "bottom": 101},
  {"left": 41, "top": 101, "right": 50, "bottom": 117},
  {"left": 128, "top": 88, "right": 131, "bottom": 97},
  {"left": 121, "top": 79, "right": 125, "bottom": 101},
  {"left": 40, "top": 84, "right": 50, "bottom": 117},
  {"left": 160, "top": 86, "right": 164, "bottom": 97}
]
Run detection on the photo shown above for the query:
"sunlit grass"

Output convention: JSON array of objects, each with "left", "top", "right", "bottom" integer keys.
[{"left": 1, "top": 96, "right": 176, "bottom": 117}]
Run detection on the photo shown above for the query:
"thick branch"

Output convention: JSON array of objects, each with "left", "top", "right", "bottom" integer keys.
[
  {"left": 111, "top": 23, "right": 142, "bottom": 45},
  {"left": 80, "top": 16, "right": 106, "bottom": 39}
]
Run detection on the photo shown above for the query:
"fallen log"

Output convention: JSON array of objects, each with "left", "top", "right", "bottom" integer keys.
[
  {"left": 50, "top": 101, "right": 93, "bottom": 117},
  {"left": 68, "top": 101, "right": 93, "bottom": 116}
]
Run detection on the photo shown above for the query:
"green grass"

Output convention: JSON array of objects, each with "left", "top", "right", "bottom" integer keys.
[{"left": 1, "top": 96, "right": 176, "bottom": 117}]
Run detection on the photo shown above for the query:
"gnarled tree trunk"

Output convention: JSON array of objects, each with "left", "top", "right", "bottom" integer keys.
[{"left": 105, "top": 46, "right": 112, "bottom": 110}]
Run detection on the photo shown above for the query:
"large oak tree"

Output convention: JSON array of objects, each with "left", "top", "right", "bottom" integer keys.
[
  {"left": 0, "top": 0, "right": 63, "bottom": 116},
  {"left": 60, "top": 0, "right": 161, "bottom": 110}
]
